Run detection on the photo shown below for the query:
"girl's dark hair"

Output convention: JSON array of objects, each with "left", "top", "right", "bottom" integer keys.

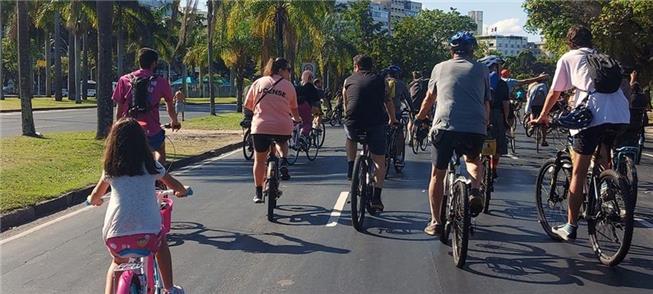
[
  {"left": 353, "top": 54, "right": 373, "bottom": 71},
  {"left": 138, "top": 48, "right": 159, "bottom": 69},
  {"left": 566, "top": 25, "right": 593, "bottom": 49},
  {"left": 103, "top": 118, "right": 160, "bottom": 177},
  {"left": 263, "top": 57, "right": 290, "bottom": 76}
]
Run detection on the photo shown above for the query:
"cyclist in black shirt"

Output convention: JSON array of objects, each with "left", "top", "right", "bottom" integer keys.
[{"left": 344, "top": 54, "right": 397, "bottom": 212}]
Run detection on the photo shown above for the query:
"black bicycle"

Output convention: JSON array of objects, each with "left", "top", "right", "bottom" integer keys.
[
  {"left": 241, "top": 126, "right": 254, "bottom": 161},
  {"left": 350, "top": 131, "right": 376, "bottom": 232},
  {"left": 439, "top": 151, "right": 472, "bottom": 268},
  {"left": 263, "top": 139, "right": 283, "bottom": 222},
  {"left": 385, "top": 123, "right": 405, "bottom": 177},
  {"left": 535, "top": 123, "right": 634, "bottom": 266},
  {"left": 411, "top": 119, "right": 431, "bottom": 154},
  {"left": 310, "top": 121, "right": 327, "bottom": 149}
]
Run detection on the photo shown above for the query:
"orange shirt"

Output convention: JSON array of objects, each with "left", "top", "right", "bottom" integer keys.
[{"left": 244, "top": 75, "right": 298, "bottom": 136}]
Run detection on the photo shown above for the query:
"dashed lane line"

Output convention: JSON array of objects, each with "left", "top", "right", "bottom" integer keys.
[{"left": 326, "top": 192, "right": 349, "bottom": 227}]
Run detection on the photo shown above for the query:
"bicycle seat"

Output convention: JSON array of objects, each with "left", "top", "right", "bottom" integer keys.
[{"left": 355, "top": 131, "right": 369, "bottom": 144}]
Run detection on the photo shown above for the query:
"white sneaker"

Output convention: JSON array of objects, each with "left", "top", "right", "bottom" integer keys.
[{"left": 166, "top": 285, "right": 185, "bottom": 294}]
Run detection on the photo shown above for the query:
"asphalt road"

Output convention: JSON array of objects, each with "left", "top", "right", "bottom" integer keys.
[
  {"left": 0, "top": 104, "right": 236, "bottom": 138},
  {"left": 1, "top": 125, "right": 652, "bottom": 293}
]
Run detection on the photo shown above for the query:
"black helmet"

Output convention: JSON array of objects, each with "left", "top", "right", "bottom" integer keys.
[{"left": 555, "top": 107, "right": 593, "bottom": 129}]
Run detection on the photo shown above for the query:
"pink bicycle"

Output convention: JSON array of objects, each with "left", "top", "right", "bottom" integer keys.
[{"left": 89, "top": 187, "right": 192, "bottom": 294}]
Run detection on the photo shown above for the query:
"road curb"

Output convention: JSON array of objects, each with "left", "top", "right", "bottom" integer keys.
[
  {"left": 0, "top": 141, "right": 242, "bottom": 232},
  {"left": 0, "top": 105, "right": 97, "bottom": 113}
]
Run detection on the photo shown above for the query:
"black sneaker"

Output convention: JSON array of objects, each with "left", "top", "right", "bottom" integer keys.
[
  {"left": 469, "top": 189, "right": 483, "bottom": 215},
  {"left": 280, "top": 164, "right": 290, "bottom": 181},
  {"left": 253, "top": 194, "right": 264, "bottom": 203},
  {"left": 552, "top": 223, "right": 577, "bottom": 241},
  {"left": 369, "top": 197, "right": 384, "bottom": 213},
  {"left": 541, "top": 141, "right": 549, "bottom": 147}
]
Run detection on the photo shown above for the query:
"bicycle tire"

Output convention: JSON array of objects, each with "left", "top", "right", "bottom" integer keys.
[
  {"left": 287, "top": 140, "right": 300, "bottom": 166},
  {"left": 266, "top": 160, "right": 278, "bottom": 222},
  {"left": 523, "top": 114, "right": 533, "bottom": 137},
  {"left": 440, "top": 186, "right": 451, "bottom": 244},
  {"left": 636, "top": 132, "right": 643, "bottom": 165},
  {"left": 452, "top": 180, "right": 470, "bottom": 268},
  {"left": 618, "top": 155, "right": 638, "bottom": 205},
  {"left": 318, "top": 122, "right": 326, "bottom": 148},
  {"left": 350, "top": 155, "right": 368, "bottom": 231},
  {"left": 395, "top": 138, "right": 405, "bottom": 173},
  {"left": 482, "top": 157, "right": 492, "bottom": 214},
  {"left": 115, "top": 270, "right": 138, "bottom": 294},
  {"left": 411, "top": 133, "right": 420, "bottom": 154},
  {"left": 306, "top": 135, "right": 319, "bottom": 161},
  {"left": 587, "top": 169, "right": 634, "bottom": 266},
  {"left": 242, "top": 129, "right": 254, "bottom": 161},
  {"left": 535, "top": 159, "right": 569, "bottom": 241}
]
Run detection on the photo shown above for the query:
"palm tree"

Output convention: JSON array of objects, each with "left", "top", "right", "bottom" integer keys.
[
  {"left": 222, "top": 13, "right": 259, "bottom": 113},
  {"left": 0, "top": 0, "right": 4, "bottom": 101},
  {"left": 207, "top": 0, "right": 215, "bottom": 115},
  {"left": 53, "top": 12, "right": 62, "bottom": 101},
  {"left": 16, "top": 0, "right": 36, "bottom": 136},
  {"left": 247, "top": 0, "right": 328, "bottom": 63},
  {"left": 96, "top": 0, "right": 112, "bottom": 139}
]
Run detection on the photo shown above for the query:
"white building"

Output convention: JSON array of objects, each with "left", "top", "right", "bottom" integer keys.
[
  {"left": 468, "top": 11, "right": 483, "bottom": 36},
  {"left": 370, "top": 2, "right": 390, "bottom": 31},
  {"left": 477, "top": 35, "right": 530, "bottom": 57},
  {"left": 337, "top": 0, "right": 422, "bottom": 33}
]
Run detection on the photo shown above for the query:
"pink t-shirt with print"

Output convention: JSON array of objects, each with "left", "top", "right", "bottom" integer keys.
[
  {"left": 112, "top": 69, "right": 174, "bottom": 136},
  {"left": 245, "top": 75, "right": 298, "bottom": 136}
]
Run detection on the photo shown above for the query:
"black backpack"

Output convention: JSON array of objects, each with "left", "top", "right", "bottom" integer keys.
[
  {"left": 585, "top": 52, "right": 622, "bottom": 94},
  {"left": 128, "top": 74, "right": 156, "bottom": 116}
]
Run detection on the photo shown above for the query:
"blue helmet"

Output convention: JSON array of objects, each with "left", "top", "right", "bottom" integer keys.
[
  {"left": 449, "top": 31, "right": 477, "bottom": 53},
  {"left": 478, "top": 55, "right": 504, "bottom": 68},
  {"left": 386, "top": 65, "right": 401, "bottom": 77}
]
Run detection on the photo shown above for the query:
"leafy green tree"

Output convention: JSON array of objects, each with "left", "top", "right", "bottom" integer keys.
[{"left": 223, "top": 9, "right": 259, "bottom": 112}]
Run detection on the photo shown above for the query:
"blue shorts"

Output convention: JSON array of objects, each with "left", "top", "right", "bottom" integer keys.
[{"left": 148, "top": 129, "right": 165, "bottom": 150}]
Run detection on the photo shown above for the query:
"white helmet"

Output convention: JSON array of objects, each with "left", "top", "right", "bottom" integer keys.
[{"left": 478, "top": 55, "right": 504, "bottom": 68}]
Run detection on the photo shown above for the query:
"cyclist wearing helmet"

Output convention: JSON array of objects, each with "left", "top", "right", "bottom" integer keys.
[
  {"left": 415, "top": 32, "right": 491, "bottom": 235},
  {"left": 532, "top": 25, "right": 629, "bottom": 241},
  {"left": 478, "top": 55, "right": 509, "bottom": 177},
  {"left": 343, "top": 54, "right": 398, "bottom": 212}
]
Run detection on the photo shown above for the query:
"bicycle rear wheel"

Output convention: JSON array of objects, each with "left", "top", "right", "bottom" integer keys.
[
  {"left": 482, "top": 157, "right": 492, "bottom": 214},
  {"left": 411, "top": 132, "right": 420, "bottom": 154},
  {"left": 452, "top": 180, "right": 470, "bottom": 268},
  {"left": 350, "top": 155, "right": 368, "bottom": 231},
  {"left": 242, "top": 129, "right": 254, "bottom": 160},
  {"left": 266, "top": 160, "right": 279, "bottom": 222},
  {"left": 395, "top": 138, "right": 405, "bottom": 173},
  {"left": 535, "top": 159, "right": 570, "bottom": 241},
  {"left": 588, "top": 170, "right": 634, "bottom": 266},
  {"left": 318, "top": 122, "right": 326, "bottom": 148},
  {"left": 617, "top": 155, "right": 638, "bottom": 205},
  {"left": 306, "top": 135, "right": 319, "bottom": 161}
]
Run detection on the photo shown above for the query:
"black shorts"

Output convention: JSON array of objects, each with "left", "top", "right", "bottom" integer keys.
[
  {"left": 251, "top": 134, "right": 291, "bottom": 153},
  {"left": 344, "top": 125, "right": 386, "bottom": 156},
  {"left": 572, "top": 124, "right": 627, "bottom": 155},
  {"left": 431, "top": 130, "right": 484, "bottom": 170}
]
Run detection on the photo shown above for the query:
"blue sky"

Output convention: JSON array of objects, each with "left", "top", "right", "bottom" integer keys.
[{"left": 419, "top": 0, "right": 541, "bottom": 42}]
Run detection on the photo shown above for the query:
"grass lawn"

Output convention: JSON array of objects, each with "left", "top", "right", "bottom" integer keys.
[
  {"left": 0, "top": 97, "right": 97, "bottom": 111},
  {"left": 0, "top": 112, "right": 243, "bottom": 213},
  {"left": 182, "top": 112, "right": 244, "bottom": 131},
  {"left": 184, "top": 97, "right": 236, "bottom": 104}
]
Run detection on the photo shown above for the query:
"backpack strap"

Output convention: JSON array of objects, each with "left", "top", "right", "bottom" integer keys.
[{"left": 254, "top": 77, "right": 284, "bottom": 108}]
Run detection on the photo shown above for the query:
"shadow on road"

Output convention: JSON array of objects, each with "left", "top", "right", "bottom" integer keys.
[
  {"left": 361, "top": 210, "right": 436, "bottom": 242},
  {"left": 166, "top": 221, "right": 350, "bottom": 255}
]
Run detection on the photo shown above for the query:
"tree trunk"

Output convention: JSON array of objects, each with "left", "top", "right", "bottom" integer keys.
[
  {"left": 74, "top": 32, "right": 81, "bottom": 103},
  {"left": 17, "top": 1, "right": 36, "bottom": 136},
  {"left": 275, "top": 7, "right": 284, "bottom": 57},
  {"left": 116, "top": 8, "right": 124, "bottom": 77},
  {"left": 236, "top": 73, "right": 244, "bottom": 113},
  {"left": 67, "top": 32, "right": 76, "bottom": 100},
  {"left": 96, "top": 1, "right": 113, "bottom": 139},
  {"left": 45, "top": 32, "right": 51, "bottom": 97},
  {"left": 81, "top": 33, "right": 88, "bottom": 100},
  {"left": 207, "top": 0, "right": 215, "bottom": 115},
  {"left": 53, "top": 12, "right": 63, "bottom": 101}
]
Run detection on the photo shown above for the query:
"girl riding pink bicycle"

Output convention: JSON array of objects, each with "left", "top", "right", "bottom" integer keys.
[{"left": 88, "top": 118, "right": 188, "bottom": 294}]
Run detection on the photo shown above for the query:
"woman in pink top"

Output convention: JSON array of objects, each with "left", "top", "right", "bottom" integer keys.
[{"left": 244, "top": 58, "right": 302, "bottom": 203}]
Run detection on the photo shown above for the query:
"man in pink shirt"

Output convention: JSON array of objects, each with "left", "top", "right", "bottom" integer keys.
[{"left": 112, "top": 48, "right": 182, "bottom": 163}]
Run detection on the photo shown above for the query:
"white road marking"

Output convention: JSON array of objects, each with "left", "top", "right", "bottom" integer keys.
[
  {"left": 326, "top": 192, "right": 349, "bottom": 227},
  {"left": 0, "top": 148, "right": 240, "bottom": 245},
  {"left": 635, "top": 218, "right": 653, "bottom": 229},
  {"left": 506, "top": 154, "right": 519, "bottom": 160},
  {"left": 0, "top": 206, "right": 93, "bottom": 246},
  {"left": 641, "top": 152, "right": 653, "bottom": 159}
]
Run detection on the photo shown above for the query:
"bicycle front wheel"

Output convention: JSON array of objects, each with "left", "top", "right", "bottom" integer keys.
[
  {"left": 306, "top": 135, "right": 319, "bottom": 161},
  {"left": 588, "top": 170, "right": 634, "bottom": 266},
  {"left": 350, "top": 155, "right": 368, "bottom": 231},
  {"left": 318, "top": 122, "right": 326, "bottom": 148},
  {"left": 452, "top": 180, "right": 470, "bottom": 268},
  {"left": 287, "top": 139, "right": 301, "bottom": 166},
  {"left": 535, "top": 159, "right": 570, "bottom": 241},
  {"left": 482, "top": 157, "right": 492, "bottom": 214}
]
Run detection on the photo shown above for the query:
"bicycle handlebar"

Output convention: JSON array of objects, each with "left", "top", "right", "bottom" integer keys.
[{"left": 86, "top": 186, "right": 193, "bottom": 206}]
